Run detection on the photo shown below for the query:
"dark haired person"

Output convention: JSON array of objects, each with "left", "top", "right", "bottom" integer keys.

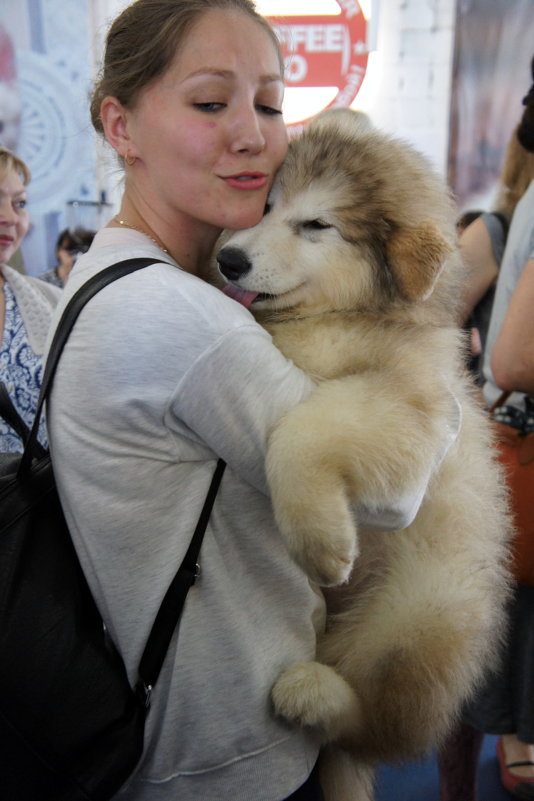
[{"left": 39, "top": 227, "right": 95, "bottom": 288}]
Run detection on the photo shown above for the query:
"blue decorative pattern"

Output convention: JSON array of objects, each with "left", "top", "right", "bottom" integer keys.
[
  {"left": 39, "top": 267, "right": 64, "bottom": 288},
  {"left": 0, "top": 283, "right": 47, "bottom": 452},
  {"left": 4, "top": 0, "right": 99, "bottom": 274}
]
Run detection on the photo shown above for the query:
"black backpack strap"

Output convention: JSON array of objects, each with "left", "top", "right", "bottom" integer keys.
[
  {"left": 136, "top": 457, "right": 226, "bottom": 707},
  {"left": 19, "top": 257, "right": 164, "bottom": 473},
  {"left": 0, "top": 383, "right": 47, "bottom": 457},
  {"left": 17, "top": 254, "right": 226, "bottom": 703}
]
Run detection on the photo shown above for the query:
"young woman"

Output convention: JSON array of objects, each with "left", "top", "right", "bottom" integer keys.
[
  {"left": 0, "top": 147, "right": 60, "bottom": 451},
  {"left": 439, "top": 59, "right": 534, "bottom": 801},
  {"left": 457, "top": 110, "right": 534, "bottom": 384},
  {"left": 46, "top": 2, "right": 453, "bottom": 799},
  {"left": 479, "top": 88, "right": 534, "bottom": 796}
]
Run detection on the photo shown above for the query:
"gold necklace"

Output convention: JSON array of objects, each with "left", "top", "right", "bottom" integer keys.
[{"left": 113, "top": 217, "right": 169, "bottom": 254}]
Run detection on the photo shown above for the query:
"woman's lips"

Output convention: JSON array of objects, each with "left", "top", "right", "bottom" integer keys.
[
  {"left": 0, "top": 235, "right": 15, "bottom": 248},
  {"left": 222, "top": 172, "right": 268, "bottom": 190}
]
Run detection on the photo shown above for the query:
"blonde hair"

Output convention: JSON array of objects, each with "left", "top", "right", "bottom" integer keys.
[
  {"left": 494, "top": 125, "right": 534, "bottom": 219},
  {"left": 0, "top": 147, "right": 31, "bottom": 185},
  {"left": 90, "top": 0, "right": 284, "bottom": 136}
]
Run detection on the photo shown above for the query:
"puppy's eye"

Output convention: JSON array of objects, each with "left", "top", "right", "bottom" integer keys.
[
  {"left": 302, "top": 219, "right": 332, "bottom": 230},
  {"left": 263, "top": 202, "right": 272, "bottom": 216}
]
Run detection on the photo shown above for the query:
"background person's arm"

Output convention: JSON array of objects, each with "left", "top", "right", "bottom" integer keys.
[
  {"left": 458, "top": 216, "right": 499, "bottom": 324},
  {"left": 491, "top": 258, "right": 534, "bottom": 395}
]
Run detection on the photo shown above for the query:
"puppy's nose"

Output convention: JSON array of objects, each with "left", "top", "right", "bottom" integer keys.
[{"left": 217, "top": 247, "right": 252, "bottom": 281}]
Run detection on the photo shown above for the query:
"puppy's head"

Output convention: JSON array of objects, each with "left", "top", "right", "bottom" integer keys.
[{"left": 217, "top": 108, "right": 458, "bottom": 318}]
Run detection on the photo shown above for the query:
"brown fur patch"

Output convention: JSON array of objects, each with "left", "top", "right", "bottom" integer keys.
[{"left": 387, "top": 223, "right": 452, "bottom": 302}]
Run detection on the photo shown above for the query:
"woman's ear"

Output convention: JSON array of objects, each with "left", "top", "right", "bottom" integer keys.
[{"left": 100, "top": 97, "right": 137, "bottom": 160}]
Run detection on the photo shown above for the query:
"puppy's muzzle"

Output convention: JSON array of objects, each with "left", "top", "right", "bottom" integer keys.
[{"left": 217, "top": 247, "right": 252, "bottom": 282}]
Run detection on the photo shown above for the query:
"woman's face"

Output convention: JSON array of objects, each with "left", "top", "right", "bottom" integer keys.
[
  {"left": 0, "top": 166, "right": 29, "bottom": 263},
  {"left": 123, "top": 9, "right": 288, "bottom": 234}
]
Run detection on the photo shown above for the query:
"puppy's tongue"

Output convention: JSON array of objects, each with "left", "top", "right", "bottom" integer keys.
[{"left": 223, "top": 284, "right": 258, "bottom": 309}]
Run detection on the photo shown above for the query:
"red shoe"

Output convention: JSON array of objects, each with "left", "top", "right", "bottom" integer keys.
[{"left": 496, "top": 737, "right": 534, "bottom": 799}]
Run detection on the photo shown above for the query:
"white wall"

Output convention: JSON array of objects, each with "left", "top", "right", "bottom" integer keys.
[{"left": 352, "top": 0, "right": 456, "bottom": 175}]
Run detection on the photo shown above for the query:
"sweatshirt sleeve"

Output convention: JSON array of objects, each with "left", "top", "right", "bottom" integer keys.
[
  {"left": 170, "top": 323, "right": 313, "bottom": 494},
  {"left": 170, "top": 323, "right": 462, "bottom": 532}
]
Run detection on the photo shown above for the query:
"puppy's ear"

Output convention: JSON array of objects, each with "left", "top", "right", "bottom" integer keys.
[
  {"left": 309, "top": 108, "right": 373, "bottom": 136},
  {"left": 387, "top": 223, "right": 451, "bottom": 302}
]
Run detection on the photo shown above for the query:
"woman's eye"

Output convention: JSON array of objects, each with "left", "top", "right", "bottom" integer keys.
[
  {"left": 256, "top": 105, "right": 282, "bottom": 116},
  {"left": 194, "top": 102, "right": 225, "bottom": 112},
  {"left": 14, "top": 200, "right": 27, "bottom": 210},
  {"left": 302, "top": 219, "right": 332, "bottom": 231}
]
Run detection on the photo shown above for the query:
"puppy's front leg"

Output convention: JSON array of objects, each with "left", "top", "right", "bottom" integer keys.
[
  {"left": 267, "top": 372, "right": 451, "bottom": 586},
  {"left": 267, "top": 389, "right": 360, "bottom": 586}
]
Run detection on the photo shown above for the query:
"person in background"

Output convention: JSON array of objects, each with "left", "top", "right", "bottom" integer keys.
[
  {"left": 39, "top": 226, "right": 96, "bottom": 288},
  {"left": 457, "top": 113, "right": 534, "bottom": 384},
  {"left": 45, "top": 2, "right": 458, "bottom": 800},
  {"left": 455, "top": 208, "right": 485, "bottom": 375},
  {"left": 439, "top": 58, "right": 534, "bottom": 801},
  {"left": 491, "top": 253, "right": 534, "bottom": 398},
  {"left": 0, "top": 146, "right": 60, "bottom": 452},
  {"left": 456, "top": 208, "right": 483, "bottom": 236}
]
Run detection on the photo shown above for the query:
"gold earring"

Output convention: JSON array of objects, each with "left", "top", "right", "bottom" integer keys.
[{"left": 125, "top": 153, "right": 136, "bottom": 166}]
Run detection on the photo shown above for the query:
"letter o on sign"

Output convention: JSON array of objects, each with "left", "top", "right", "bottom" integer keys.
[{"left": 285, "top": 54, "right": 308, "bottom": 83}]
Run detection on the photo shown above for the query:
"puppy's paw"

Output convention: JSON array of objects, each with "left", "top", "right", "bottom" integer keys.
[
  {"left": 272, "top": 661, "right": 362, "bottom": 743},
  {"left": 282, "top": 520, "right": 358, "bottom": 587}
]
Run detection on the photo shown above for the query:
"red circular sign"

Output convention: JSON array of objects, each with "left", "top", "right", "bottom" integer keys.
[{"left": 268, "top": 0, "right": 369, "bottom": 134}]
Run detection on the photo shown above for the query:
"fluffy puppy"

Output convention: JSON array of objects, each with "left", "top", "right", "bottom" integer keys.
[{"left": 217, "top": 109, "right": 512, "bottom": 801}]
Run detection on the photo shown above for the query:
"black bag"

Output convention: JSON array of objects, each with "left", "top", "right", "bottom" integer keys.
[{"left": 0, "top": 258, "right": 225, "bottom": 801}]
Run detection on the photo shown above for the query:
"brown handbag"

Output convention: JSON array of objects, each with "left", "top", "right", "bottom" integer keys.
[{"left": 491, "top": 392, "right": 534, "bottom": 585}]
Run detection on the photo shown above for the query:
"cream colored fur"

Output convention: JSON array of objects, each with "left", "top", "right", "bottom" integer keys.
[{"left": 216, "top": 109, "right": 513, "bottom": 800}]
